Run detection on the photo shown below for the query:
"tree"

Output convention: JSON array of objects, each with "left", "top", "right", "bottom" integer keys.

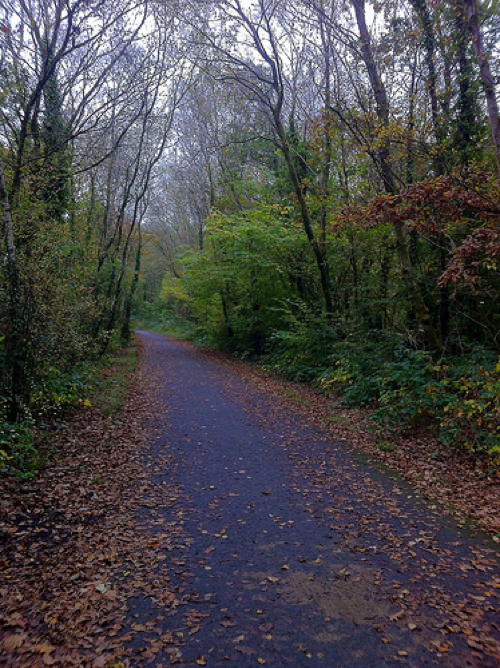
[
  {"left": 0, "top": 0, "right": 191, "bottom": 418},
  {"left": 192, "top": 0, "right": 335, "bottom": 313},
  {"left": 463, "top": 0, "right": 500, "bottom": 174}
]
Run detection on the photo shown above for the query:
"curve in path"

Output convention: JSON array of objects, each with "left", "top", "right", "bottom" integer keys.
[{"left": 129, "top": 331, "right": 500, "bottom": 667}]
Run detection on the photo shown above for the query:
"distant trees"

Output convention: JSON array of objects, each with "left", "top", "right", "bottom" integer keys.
[
  {"left": 1, "top": 0, "right": 499, "bottom": 442},
  {"left": 140, "top": 0, "right": 499, "bottom": 378},
  {"left": 0, "top": 0, "right": 191, "bottom": 420}
]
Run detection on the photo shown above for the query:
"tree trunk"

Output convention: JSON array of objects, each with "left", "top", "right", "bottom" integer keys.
[
  {"left": 274, "top": 113, "right": 334, "bottom": 314},
  {"left": 0, "top": 165, "right": 25, "bottom": 421},
  {"left": 464, "top": 0, "right": 500, "bottom": 174},
  {"left": 121, "top": 237, "right": 141, "bottom": 342},
  {"left": 393, "top": 223, "right": 441, "bottom": 349},
  {"left": 410, "top": 0, "right": 445, "bottom": 176},
  {"left": 406, "top": 52, "right": 418, "bottom": 185},
  {"left": 352, "top": 0, "right": 441, "bottom": 350}
]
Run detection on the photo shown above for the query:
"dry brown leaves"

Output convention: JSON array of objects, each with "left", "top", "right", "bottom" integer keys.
[{"left": 0, "top": 342, "right": 185, "bottom": 667}]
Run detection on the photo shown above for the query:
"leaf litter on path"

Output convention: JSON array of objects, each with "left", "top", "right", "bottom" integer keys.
[{"left": 2, "top": 335, "right": 500, "bottom": 667}]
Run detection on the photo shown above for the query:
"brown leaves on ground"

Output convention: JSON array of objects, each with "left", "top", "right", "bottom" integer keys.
[
  {"left": 0, "top": 342, "right": 186, "bottom": 667},
  {"left": 2, "top": 338, "right": 500, "bottom": 667}
]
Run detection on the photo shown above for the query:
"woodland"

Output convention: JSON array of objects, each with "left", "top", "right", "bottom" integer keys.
[{"left": 1, "top": 0, "right": 500, "bottom": 475}]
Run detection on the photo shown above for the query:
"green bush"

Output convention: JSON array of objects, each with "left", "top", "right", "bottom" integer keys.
[
  {"left": 0, "top": 419, "right": 38, "bottom": 478},
  {"left": 372, "top": 346, "right": 500, "bottom": 455},
  {"left": 317, "top": 331, "right": 396, "bottom": 406},
  {"left": 265, "top": 304, "right": 338, "bottom": 381},
  {"left": 266, "top": 319, "right": 500, "bottom": 456}
]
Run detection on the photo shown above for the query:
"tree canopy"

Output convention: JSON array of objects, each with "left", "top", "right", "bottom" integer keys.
[{"left": 1, "top": 0, "right": 499, "bottom": 465}]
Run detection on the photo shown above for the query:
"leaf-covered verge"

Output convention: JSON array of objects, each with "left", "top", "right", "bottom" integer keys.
[
  {"left": 195, "top": 343, "right": 500, "bottom": 541},
  {"left": 0, "top": 342, "right": 190, "bottom": 667},
  {"left": 0, "top": 343, "right": 138, "bottom": 480}
]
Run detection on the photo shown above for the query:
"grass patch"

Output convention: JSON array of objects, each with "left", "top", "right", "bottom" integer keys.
[{"left": 93, "top": 345, "right": 138, "bottom": 416}]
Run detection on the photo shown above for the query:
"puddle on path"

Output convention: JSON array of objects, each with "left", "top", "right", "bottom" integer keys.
[{"left": 242, "top": 563, "right": 392, "bottom": 627}]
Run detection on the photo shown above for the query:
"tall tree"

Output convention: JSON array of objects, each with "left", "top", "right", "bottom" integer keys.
[
  {"left": 193, "top": 0, "right": 335, "bottom": 313},
  {"left": 463, "top": 0, "right": 500, "bottom": 174}
]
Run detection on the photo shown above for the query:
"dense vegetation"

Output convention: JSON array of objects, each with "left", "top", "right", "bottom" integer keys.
[
  {"left": 1, "top": 0, "right": 499, "bottom": 474},
  {"left": 0, "top": 0, "right": 190, "bottom": 473},
  {"left": 137, "top": 1, "right": 500, "bottom": 459}
]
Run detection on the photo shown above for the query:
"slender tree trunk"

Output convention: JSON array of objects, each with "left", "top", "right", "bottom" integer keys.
[
  {"left": 439, "top": 241, "right": 450, "bottom": 342},
  {"left": 379, "top": 244, "right": 392, "bottom": 330},
  {"left": 348, "top": 232, "right": 359, "bottom": 313},
  {"left": 0, "top": 165, "right": 24, "bottom": 421},
  {"left": 406, "top": 53, "right": 418, "bottom": 185},
  {"left": 274, "top": 113, "right": 334, "bottom": 314},
  {"left": 464, "top": 0, "right": 500, "bottom": 174},
  {"left": 220, "top": 291, "right": 234, "bottom": 339},
  {"left": 121, "top": 235, "right": 142, "bottom": 342},
  {"left": 319, "top": 11, "right": 333, "bottom": 248},
  {"left": 410, "top": 0, "right": 445, "bottom": 176},
  {"left": 352, "top": 0, "right": 441, "bottom": 350}
]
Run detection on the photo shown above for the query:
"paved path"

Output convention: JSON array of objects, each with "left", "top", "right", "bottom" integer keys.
[{"left": 131, "top": 331, "right": 500, "bottom": 667}]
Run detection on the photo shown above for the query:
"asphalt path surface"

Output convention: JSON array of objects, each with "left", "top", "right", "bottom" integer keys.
[{"left": 131, "top": 331, "right": 500, "bottom": 667}]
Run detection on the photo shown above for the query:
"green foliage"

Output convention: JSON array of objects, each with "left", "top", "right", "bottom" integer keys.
[
  {"left": 372, "top": 347, "right": 500, "bottom": 455},
  {"left": 0, "top": 420, "right": 38, "bottom": 479},
  {"left": 267, "top": 322, "right": 500, "bottom": 456},
  {"left": 179, "top": 205, "right": 307, "bottom": 354},
  {"left": 30, "top": 366, "right": 95, "bottom": 417},
  {"left": 133, "top": 299, "right": 192, "bottom": 337},
  {"left": 305, "top": 328, "right": 396, "bottom": 407},
  {"left": 165, "top": 162, "right": 500, "bottom": 459},
  {"left": 0, "top": 358, "right": 97, "bottom": 477},
  {"left": 265, "top": 305, "right": 337, "bottom": 381}
]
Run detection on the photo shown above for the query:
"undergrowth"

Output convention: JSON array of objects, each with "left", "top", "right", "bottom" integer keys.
[
  {"left": 0, "top": 340, "right": 138, "bottom": 479},
  {"left": 133, "top": 301, "right": 196, "bottom": 341},
  {"left": 263, "top": 314, "right": 500, "bottom": 460}
]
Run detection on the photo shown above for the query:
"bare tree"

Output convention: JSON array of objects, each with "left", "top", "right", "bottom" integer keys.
[
  {"left": 463, "top": 0, "right": 500, "bottom": 174},
  {"left": 189, "top": 0, "right": 335, "bottom": 313}
]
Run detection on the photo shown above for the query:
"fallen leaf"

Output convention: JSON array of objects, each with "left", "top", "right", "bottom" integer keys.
[
  {"left": 1, "top": 634, "right": 27, "bottom": 651},
  {"left": 36, "top": 643, "right": 56, "bottom": 654}
]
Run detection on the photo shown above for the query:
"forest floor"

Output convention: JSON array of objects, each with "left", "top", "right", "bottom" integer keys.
[{"left": 1, "top": 332, "right": 500, "bottom": 667}]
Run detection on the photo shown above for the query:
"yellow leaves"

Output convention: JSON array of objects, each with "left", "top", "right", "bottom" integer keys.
[{"left": 36, "top": 643, "right": 56, "bottom": 654}]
